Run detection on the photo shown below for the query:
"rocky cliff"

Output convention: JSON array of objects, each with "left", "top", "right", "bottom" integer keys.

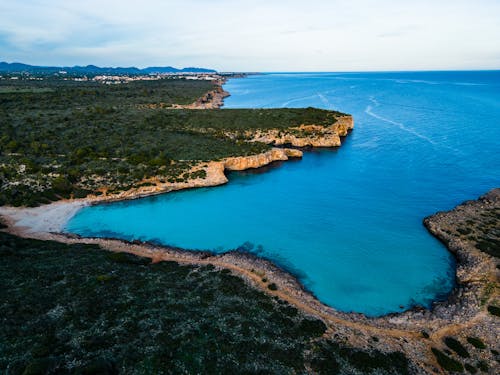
[
  {"left": 224, "top": 148, "right": 302, "bottom": 170},
  {"left": 172, "top": 82, "right": 230, "bottom": 109},
  {"left": 84, "top": 148, "right": 303, "bottom": 203},
  {"left": 237, "top": 115, "right": 354, "bottom": 147}
]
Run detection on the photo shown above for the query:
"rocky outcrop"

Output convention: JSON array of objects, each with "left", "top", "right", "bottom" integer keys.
[
  {"left": 240, "top": 115, "right": 354, "bottom": 147},
  {"left": 52, "top": 148, "right": 302, "bottom": 206},
  {"left": 172, "top": 82, "right": 230, "bottom": 109},
  {"left": 224, "top": 148, "right": 302, "bottom": 171}
]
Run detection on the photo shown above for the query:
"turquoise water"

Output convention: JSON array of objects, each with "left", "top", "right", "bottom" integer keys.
[{"left": 66, "top": 71, "right": 500, "bottom": 316}]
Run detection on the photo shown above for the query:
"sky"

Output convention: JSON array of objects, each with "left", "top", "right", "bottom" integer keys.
[{"left": 1, "top": 0, "right": 499, "bottom": 71}]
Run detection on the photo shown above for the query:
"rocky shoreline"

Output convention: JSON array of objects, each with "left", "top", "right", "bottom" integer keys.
[
  {"left": 3, "top": 188, "right": 498, "bottom": 373},
  {"left": 172, "top": 78, "right": 230, "bottom": 109},
  {"left": 234, "top": 116, "right": 355, "bottom": 147}
]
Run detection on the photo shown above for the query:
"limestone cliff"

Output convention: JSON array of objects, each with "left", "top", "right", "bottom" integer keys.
[
  {"left": 237, "top": 115, "right": 354, "bottom": 147},
  {"left": 90, "top": 148, "right": 302, "bottom": 202},
  {"left": 224, "top": 148, "right": 302, "bottom": 171}
]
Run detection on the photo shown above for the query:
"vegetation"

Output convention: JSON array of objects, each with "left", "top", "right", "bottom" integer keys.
[
  {"left": 487, "top": 304, "right": 500, "bottom": 317},
  {"left": 0, "top": 232, "right": 409, "bottom": 374},
  {"left": 467, "top": 337, "right": 486, "bottom": 350},
  {"left": 464, "top": 363, "right": 477, "bottom": 373},
  {"left": 431, "top": 348, "right": 464, "bottom": 373},
  {"left": 449, "top": 203, "right": 500, "bottom": 258},
  {"left": 268, "top": 282, "right": 278, "bottom": 291},
  {"left": 310, "top": 340, "right": 410, "bottom": 375},
  {"left": 476, "top": 360, "right": 489, "bottom": 372},
  {"left": 444, "top": 337, "right": 470, "bottom": 358},
  {"left": 0, "top": 77, "right": 346, "bottom": 207}
]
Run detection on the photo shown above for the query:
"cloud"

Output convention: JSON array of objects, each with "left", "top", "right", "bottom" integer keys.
[{"left": 0, "top": 0, "right": 499, "bottom": 71}]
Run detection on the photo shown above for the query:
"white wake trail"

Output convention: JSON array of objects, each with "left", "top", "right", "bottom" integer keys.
[
  {"left": 317, "top": 93, "right": 330, "bottom": 107},
  {"left": 280, "top": 94, "right": 318, "bottom": 107},
  {"left": 365, "top": 97, "right": 437, "bottom": 146}
]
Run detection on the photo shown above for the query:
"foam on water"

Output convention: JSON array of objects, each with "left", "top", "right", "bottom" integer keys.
[{"left": 66, "top": 71, "right": 500, "bottom": 316}]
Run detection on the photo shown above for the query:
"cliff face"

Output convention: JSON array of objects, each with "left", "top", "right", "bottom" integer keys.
[
  {"left": 172, "top": 83, "right": 230, "bottom": 109},
  {"left": 239, "top": 115, "right": 354, "bottom": 148},
  {"left": 224, "top": 148, "right": 302, "bottom": 171},
  {"left": 89, "top": 148, "right": 303, "bottom": 202}
]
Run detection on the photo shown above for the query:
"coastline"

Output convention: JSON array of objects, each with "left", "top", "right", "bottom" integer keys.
[
  {"left": 1, "top": 76, "right": 498, "bottom": 372},
  {"left": 0, "top": 147, "right": 302, "bottom": 234},
  {"left": 2, "top": 189, "right": 499, "bottom": 372},
  {"left": 2, "top": 163, "right": 499, "bottom": 373}
]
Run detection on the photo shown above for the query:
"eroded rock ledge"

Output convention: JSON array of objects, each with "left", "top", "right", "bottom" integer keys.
[
  {"left": 246, "top": 116, "right": 353, "bottom": 147},
  {"left": 220, "top": 115, "right": 354, "bottom": 148},
  {"left": 82, "top": 147, "right": 303, "bottom": 203}
]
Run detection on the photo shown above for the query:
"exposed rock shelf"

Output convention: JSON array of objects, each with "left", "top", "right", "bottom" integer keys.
[{"left": 228, "top": 115, "right": 354, "bottom": 147}]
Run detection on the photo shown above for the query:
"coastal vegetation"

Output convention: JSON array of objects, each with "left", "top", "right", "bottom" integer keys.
[
  {"left": 424, "top": 189, "right": 499, "bottom": 373},
  {"left": 0, "top": 231, "right": 410, "bottom": 374},
  {"left": 0, "top": 77, "right": 347, "bottom": 207}
]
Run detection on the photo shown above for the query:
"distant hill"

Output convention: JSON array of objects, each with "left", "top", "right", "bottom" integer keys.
[{"left": 0, "top": 62, "right": 216, "bottom": 75}]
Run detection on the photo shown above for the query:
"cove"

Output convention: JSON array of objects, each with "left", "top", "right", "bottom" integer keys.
[{"left": 66, "top": 71, "right": 500, "bottom": 316}]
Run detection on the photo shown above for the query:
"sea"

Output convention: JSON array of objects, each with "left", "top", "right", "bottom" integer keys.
[{"left": 66, "top": 71, "right": 500, "bottom": 316}]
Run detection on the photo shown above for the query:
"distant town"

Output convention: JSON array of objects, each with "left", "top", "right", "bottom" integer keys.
[{"left": 0, "top": 61, "right": 250, "bottom": 84}]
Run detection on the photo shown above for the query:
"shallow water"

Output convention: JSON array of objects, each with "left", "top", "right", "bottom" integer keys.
[{"left": 66, "top": 71, "right": 500, "bottom": 316}]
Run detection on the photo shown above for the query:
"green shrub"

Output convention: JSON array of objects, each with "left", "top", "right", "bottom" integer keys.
[
  {"left": 96, "top": 274, "right": 114, "bottom": 283},
  {"left": 476, "top": 360, "right": 488, "bottom": 372},
  {"left": 309, "top": 341, "right": 409, "bottom": 375},
  {"left": 22, "top": 358, "right": 55, "bottom": 375},
  {"left": 51, "top": 175, "right": 72, "bottom": 194},
  {"left": 298, "top": 318, "right": 327, "bottom": 337},
  {"left": 106, "top": 252, "right": 150, "bottom": 265},
  {"left": 268, "top": 283, "right": 278, "bottom": 291},
  {"left": 444, "top": 337, "right": 469, "bottom": 358},
  {"left": 467, "top": 337, "right": 486, "bottom": 349},
  {"left": 464, "top": 363, "right": 477, "bottom": 373},
  {"left": 487, "top": 305, "right": 500, "bottom": 317},
  {"left": 431, "top": 348, "right": 464, "bottom": 372}
]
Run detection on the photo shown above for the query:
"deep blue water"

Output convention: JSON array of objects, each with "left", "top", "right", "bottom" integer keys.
[{"left": 66, "top": 71, "right": 500, "bottom": 316}]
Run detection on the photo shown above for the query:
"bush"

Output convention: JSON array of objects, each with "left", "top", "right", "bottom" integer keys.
[
  {"left": 444, "top": 337, "right": 469, "bottom": 358},
  {"left": 106, "top": 252, "right": 151, "bottom": 265},
  {"left": 467, "top": 337, "right": 486, "bottom": 349},
  {"left": 476, "top": 360, "right": 488, "bottom": 372},
  {"left": 298, "top": 318, "right": 327, "bottom": 337},
  {"left": 487, "top": 305, "right": 500, "bottom": 317},
  {"left": 268, "top": 283, "right": 278, "bottom": 291},
  {"left": 431, "top": 348, "right": 464, "bottom": 372},
  {"left": 464, "top": 363, "right": 477, "bottom": 373},
  {"left": 51, "top": 175, "right": 72, "bottom": 194}
]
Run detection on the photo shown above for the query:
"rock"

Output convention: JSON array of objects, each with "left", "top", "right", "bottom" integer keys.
[
  {"left": 224, "top": 148, "right": 298, "bottom": 171},
  {"left": 240, "top": 115, "right": 354, "bottom": 148}
]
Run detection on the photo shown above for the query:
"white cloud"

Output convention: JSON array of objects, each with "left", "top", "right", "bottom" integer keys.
[{"left": 0, "top": 0, "right": 499, "bottom": 70}]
